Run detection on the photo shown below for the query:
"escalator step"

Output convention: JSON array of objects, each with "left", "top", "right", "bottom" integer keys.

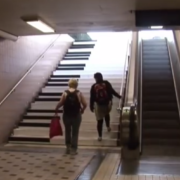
[
  {"left": 143, "top": 47, "right": 167, "bottom": 51},
  {"left": 143, "top": 64, "right": 170, "bottom": 69},
  {"left": 143, "top": 96, "right": 176, "bottom": 103},
  {"left": 143, "top": 129, "right": 180, "bottom": 138},
  {"left": 143, "top": 111, "right": 179, "bottom": 119},
  {"left": 143, "top": 103, "right": 178, "bottom": 111},
  {"left": 142, "top": 54, "right": 169, "bottom": 60},
  {"left": 143, "top": 119, "right": 180, "bottom": 129}
]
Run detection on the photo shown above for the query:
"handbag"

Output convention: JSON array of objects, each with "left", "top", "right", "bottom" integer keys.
[{"left": 49, "top": 116, "right": 63, "bottom": 139}]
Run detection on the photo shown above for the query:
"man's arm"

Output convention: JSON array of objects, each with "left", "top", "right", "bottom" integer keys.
[
  {"left": 106, "top": 81, "right": 121, "bottom": 99},
  {"left": 90, "top": 84, "right": 95, "bottom": 111}
]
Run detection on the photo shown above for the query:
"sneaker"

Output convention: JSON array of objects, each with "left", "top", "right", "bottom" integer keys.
[
  {"left": 107, "top": 127, "right": 111, "bottom": 132},
  {"left": 98, "top": 137, "right": 102, "bottom": 141},
  {"left": 65, "top": 146, "right": 71, "bottom": 154},
  {"left": 71, "top": 149, "right": 78, "bottom": 155}
]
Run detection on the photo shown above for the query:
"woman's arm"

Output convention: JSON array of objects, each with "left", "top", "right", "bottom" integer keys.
[
  {"left": 90, "top": 85, "right": 95, "bottom": 112},
  {"left": 80, "top": 92, "right": 87, "bottom": 114},
  {"left": 55, "top": 93, "right": 66, "bottom": 114}
]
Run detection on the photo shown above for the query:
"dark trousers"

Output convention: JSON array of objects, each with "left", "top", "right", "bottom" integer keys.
[
  {"left": 97, "top": 114, "right": 110, "bottom": 137},
  {"left": 63, "top": 113, "right": 81, "bottom": 150}
]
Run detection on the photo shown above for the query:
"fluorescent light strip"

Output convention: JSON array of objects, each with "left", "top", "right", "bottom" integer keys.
[
  {"left": 27, "top": 20, "right": 55, "bottom": 33},
  {"left": 150, "top": 26, "right": 163, "bottom": 29}
]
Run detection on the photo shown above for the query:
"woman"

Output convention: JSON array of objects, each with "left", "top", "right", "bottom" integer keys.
[{"left": 55, "top": 79, "right": 87, "bottom": 155}]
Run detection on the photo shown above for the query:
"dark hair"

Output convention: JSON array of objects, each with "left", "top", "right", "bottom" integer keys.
[{"left": 94, "top": 72, "right": 103, "bottom": 82}]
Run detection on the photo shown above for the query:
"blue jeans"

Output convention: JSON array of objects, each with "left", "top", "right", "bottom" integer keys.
[{"left": 63, "top": 113, "right": 82, "bottom": 150}]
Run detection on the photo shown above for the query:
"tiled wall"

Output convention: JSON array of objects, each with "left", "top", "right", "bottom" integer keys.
[{"left": 0, "top": 35, "right": 73, "bottom": 144}]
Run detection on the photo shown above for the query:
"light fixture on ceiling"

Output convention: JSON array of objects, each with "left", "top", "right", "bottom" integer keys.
[
  {"left": 26, "top": 19, "right": 55, "bottom": 33},
  {"left": 150, "top": 26, "right": 163, "bottom": 29}
]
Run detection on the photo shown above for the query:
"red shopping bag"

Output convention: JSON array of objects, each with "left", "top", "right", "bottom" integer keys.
[{"left": 49, "top": 116, "right": 63, "bottom": 139}]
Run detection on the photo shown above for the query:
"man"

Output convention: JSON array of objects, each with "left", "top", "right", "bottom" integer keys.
[{"left": 90, "top": 72, "right": 121, "bottom": 141}]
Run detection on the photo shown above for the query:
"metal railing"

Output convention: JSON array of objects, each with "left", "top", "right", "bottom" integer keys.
[
  {"left": 118, "top": 41, "right": 130, "bottom": 110},
  {"left": 117, "top": 40, "right": 131, "bottom": 145},
  {"left": 120, "top": 32, "right": 140, "bottom": 154},
  {"left": 139, "top": 39, "right": 143, "bottom": 154},
  {"left": 0, "top": 35, "right": 60, "bottom": 107}
]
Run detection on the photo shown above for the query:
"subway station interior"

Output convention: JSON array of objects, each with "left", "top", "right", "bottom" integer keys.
[{"left": 1, "top": 0, "right": 180, "bottom": 180}]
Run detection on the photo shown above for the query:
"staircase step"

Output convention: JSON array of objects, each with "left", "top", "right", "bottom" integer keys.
[
  {"left": 56, "top": 67, "right": 84, "bottom": 70},
  {"left": 9, "top": 136, "right": 49, "bottom": 142},
  {"left": 45, "top": 83, "right": 68, "bottom": 86},
  {"left": 66, "top": 52, "right": 91, "bottom": 55},
  {"left": 51, "top": 75, "right": 80, "bottom": 78},
  {"left": 58, "top": 64, "right": 85, "bottom": 67},
  {"left": 18, "top": 121, "right": 119, "bottom": 130},
  {"left": 65, "top": 54, "right": 90, "bottom": 57},
  {"left": 63, "top": 57, "right": 89, "bottom": 60},
  {"left": 48, "top": 79, "right": 70, "bottom": 82},
  {"left": 23, "top": 115, "right": 54, "bottom": 119},
  {"left": 13, "top": 127, "right": 117, "bottom": 138},
  {"left": 27, "top": 109, "right": 63, "bottom": 113},
  {"left": 39, "top": 92, "right": 63, "bottom": 96},
  {"left": 9, "top": 136, "right": 117, "bottom": 146},
  {"left": 34, "top": 97, "right": 60, "bottom": 101},
  {"left": 70, "top": 45, "right": 95, "bottom": 49}
]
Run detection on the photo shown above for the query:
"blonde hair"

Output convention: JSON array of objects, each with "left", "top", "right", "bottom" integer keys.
[{"left": 68, "top": 79, "right": 78, "bottom": 88}]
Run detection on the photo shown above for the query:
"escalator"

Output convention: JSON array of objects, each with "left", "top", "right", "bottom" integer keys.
[{"left": 142, "top": 38, "right": 180, "bottom": 145}]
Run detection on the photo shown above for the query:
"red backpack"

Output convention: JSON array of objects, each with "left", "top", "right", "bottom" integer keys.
[{"left": 94, "top": 83, "right": 109, "bottom": 105}]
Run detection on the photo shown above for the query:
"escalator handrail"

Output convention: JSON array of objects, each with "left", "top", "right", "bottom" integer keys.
[
  {"left": 118, "top": 40, "right": 130, "bottom": 110},
  {"left": 166, "top": 37, "right": 180, "bottom": 120},
  {"left": 139, "top": 39, "right": 143, "bottom": 154}
]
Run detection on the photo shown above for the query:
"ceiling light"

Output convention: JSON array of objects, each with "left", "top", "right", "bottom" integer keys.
[
  {"left": 26, "top": 20, "right": 55, "bottom": 33},
  {"left": 150, "top": 26, "right": 163, "bottom": 29}
]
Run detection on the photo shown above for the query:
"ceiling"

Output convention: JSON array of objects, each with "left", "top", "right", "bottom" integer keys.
[{"left": 1, "top": 0, "right": 180, "bottom": 36}]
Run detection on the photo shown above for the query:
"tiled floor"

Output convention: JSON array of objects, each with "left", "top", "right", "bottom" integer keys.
[
  {"left": 0, "top": 150, "right": 94, "bottom": 180},
  {"left": 1, "top": 146, "right": 180, "bottom": 180}
]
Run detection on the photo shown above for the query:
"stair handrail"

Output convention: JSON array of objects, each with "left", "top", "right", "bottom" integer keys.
[{"left": 0, "top": 35, "right": 61, "bottom": 107}]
